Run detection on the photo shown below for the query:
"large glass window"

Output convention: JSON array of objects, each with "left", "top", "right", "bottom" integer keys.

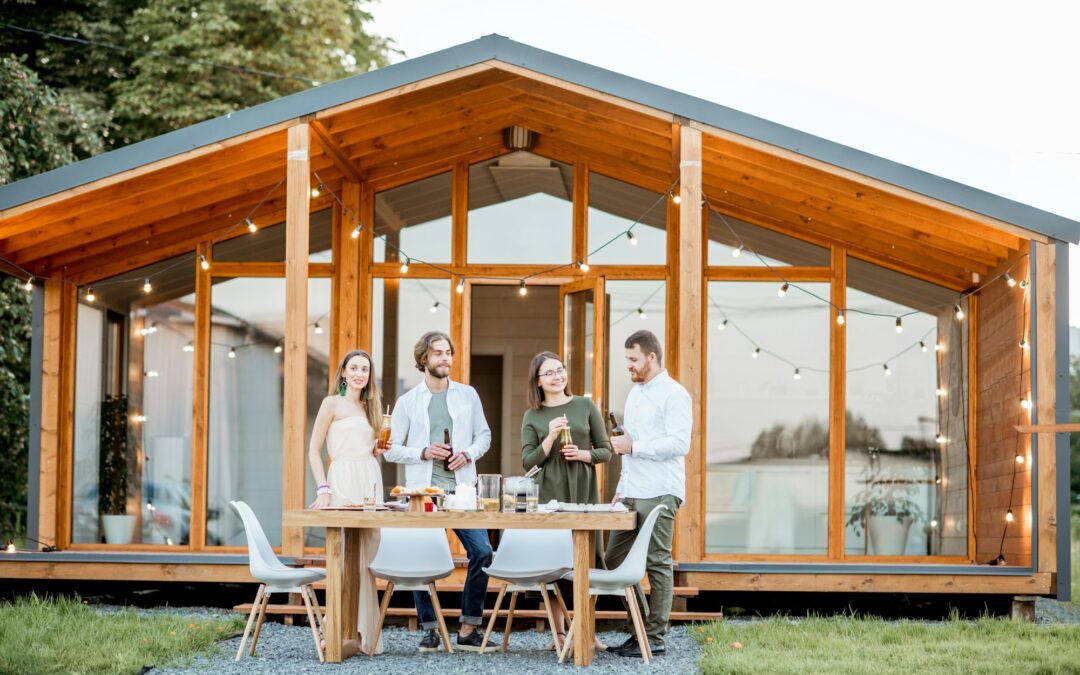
[
  {"left": 371, "top": 278, "right": 451, "bottom": 487},
  {"left": 705, "top": 282, "right": 831, "bottom": 555},
  {"left": 843, "top": 258, "right": 968, "bottom": 557},
  {"left": 604, "top": 280, "right": 666, "bottom": 499},
  {"left": 374, "top": 171, "right": 451, "bottom": 264},
  {"left": 205, "top": 277, "right": 331, "bottom": 548},
  {"left": 587, "top": 172, "right": 666, "bottom": 266},
  {"left": 213, "top": 210, "right": 333, "bottom": 263},
  {"left": 73, "top": 255, "right": 195, "bottom": 546},
  {"left": 707, "top": 210, "right": 829, "bottom": 267},
  {"left": 468, "top": 153, "right": 572, "bottom": 264}
]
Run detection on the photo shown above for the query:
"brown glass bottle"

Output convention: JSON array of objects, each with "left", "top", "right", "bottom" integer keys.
[
  {"left": 608, "top": 412, "right": 624, "bottom": 437},
  {"left": 443, "top": 428, "right": 454, "bottom": 471}
]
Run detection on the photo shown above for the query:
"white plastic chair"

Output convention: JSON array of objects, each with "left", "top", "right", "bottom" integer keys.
[
  {"left": 230, "top": 501, "right": 327, "bottom": 662},
  {"left": 368, "top": 528, "right": 456, "bottom": 655},
  {"left": 558, "top": 504, "right": 669, "bottom": 665},
  {"left": 478, "top": 529, "right": 573, "bottom": 654}
]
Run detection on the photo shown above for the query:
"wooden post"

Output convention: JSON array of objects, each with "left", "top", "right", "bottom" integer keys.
[
  {"left": 450, "top": 161, "right": 469, "bottom": 383},
  {"left": 572, "top": 161, "right": 588, "bottom": 267},
  {"left": 358, "top": 183, "right": 374, "bottom": 351},
  {"left": 665, "top": 122, "right": 682, "bottom": 376},
  {"left": 335, "top": 180, "right": 362, "bottom": 365},
  {"left": 674, "top": 125, "right": 702, "bottom": 563},
  {"left": 828, "top": 246, "right": 847, "bottom": 560},
  {"left": 190, "top": 241, "right": 212, "bottom": 550},
  {"left": 283, "top": 123, "right": 311, "bottom": 557},
  {"left": 37, "top": 279, "right": 63, "bottom": 548},
  {"left": 1034, "top": 241, "right": 1057, "bottom": 574},
  {"left": 56, "top": 280, "right": 76, "bottom": 548}
]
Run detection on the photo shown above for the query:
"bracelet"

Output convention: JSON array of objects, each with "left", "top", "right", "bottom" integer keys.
[
  {"left": 317, "top": 483, "right": 330, "bottom": 490},
  {"left": 317, "top": 486, "right": 332, "bottom": 496}
]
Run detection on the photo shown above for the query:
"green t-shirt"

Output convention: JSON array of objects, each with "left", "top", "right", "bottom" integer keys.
[{"left": 428, "top": 391, "right": 456, "bottom": 489}]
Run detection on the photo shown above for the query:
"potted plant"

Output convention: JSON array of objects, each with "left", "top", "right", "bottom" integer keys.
[
  {"left": 846, "top": 463, "right": 926, "bottom": 556},
  {"left": 99, "top": 394, "right": 134, "bottom": 544}
]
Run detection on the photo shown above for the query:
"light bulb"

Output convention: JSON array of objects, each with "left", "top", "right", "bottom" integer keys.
[
  {"left": 183, "top": 341, "right": 195, "bottom": 353},
  {"left": 637, "top": 308, "right": 647, "bottom": 319},
  {"left": 519, "top": 281, "right": 528, "bottom": 296},
  {"left": 895, "top": 317, "right": 903, "bottom": 333},
  {"left": 836, "top": 310, "right": 845, "bottom": 325},
  {"left": 936, "top": 388, "right": 946, "bottom": 397},
  {"left": 132, "top": 414, "right": 147, "bottom": 423},
  {"left": 1005, "top": 272, "right": 1016, "bottom": 287},
  {"left": 313, "top": 323, "right": 324, "bottom": 335},
  {"left": 793, "top": 368, "right": 801, "bottom": 380},
  {"left": 143, "top": 277, "right": 152, "bottom": 294},
  {"left": 751, "top": 347, "right": 760, "bottom": 359},
  {"left": 246, "top": 218, "right": 257, "bottom": 234},
  {"left": 935, "top": 342, "right": 944, "bottom": 353},
  {"left": 23, "top": 277, "right": 33, "bottom": 292},
  {"left": 626, "top": 230, "right": 638, "bottom": 246},
  {"left": 883, "top": 363, "right": 892, "bottom": 376},
  {"left": 920, "top": 341, "right": 928, "bottom": 352},
  {"left": 717, "top": 319, "right": 728, "bottom": 331},
  {"left": 954, "top": 303, "right": 964, "bottom": 320},
  {"left": 351, "top": 225, "right": 361, "bottom": 239},
  {"left": 274, "top": 343, "right": 283, "bottom": 354},
  {"left": 400, "top": 258, "right": 410, "bottom": 274},
  {"left": 456, "top": 278, "right": 465, "bottom": 294},
  {"left": 1020, "top": 397, "right": 1032, "bottom": 410},
  {"left": 430, "top": 302, "right": 439, "bottom": 313},
  {"left": 228, "top": 347, "right": 236, "bottom": 359},
  {"left": 200, "top": 254, "right": 210, "bottom": 270},
  {"left": 777, "top": 283, "right": 789, "bottom": 298},
  {"left": 1019, "top": 339, "right": 1029, "bottom": 350},
  {"left": 311, "top": 185, "right": 321, "bottom": 198},
  {"left": 670, "top": 190, "right": 682, "bottom": 205},
  {"left": 929, "top": 519, "right": 939, "bottom": 529},
  {"left": 936, "top": 433, "right": 946, "bottom": 444},
  {"left": 579, "top": 260, "right": 590, "bottom": 272},
  {"left": 144, "top": 371, "right": 158, "bottom": 378},
  {"left": 1015, "top": 454, "right": 1025, "bottom": 465},
  {"left": 1018, "top": 279, "right": 1028, "bottom": 289},
  {"left": 732, "top": 245, "right": 743, "bottom": 258},
  {"left": 86, "top": 287, "right": 96, "bottom": 303},
  {"left": 1005, "top": 509, "right": 1015, "bottom": 523},
  {"left": 4, "top": 541, "right": 14, "bottom": 554}
]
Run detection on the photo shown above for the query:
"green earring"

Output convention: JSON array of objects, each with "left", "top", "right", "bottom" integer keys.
[{"left": 339, "top": 382, "right": 346, "bottom": 396}]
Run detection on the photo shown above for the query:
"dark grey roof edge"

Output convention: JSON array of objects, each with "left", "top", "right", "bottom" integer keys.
[{"left": 2, "top": 34, "right": 1077, "bottom": 244}]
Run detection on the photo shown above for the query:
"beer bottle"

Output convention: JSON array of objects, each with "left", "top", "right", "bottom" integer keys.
[
  {"left": 443, "top": 428, "right": 454, "bottom": 471},
  {"left": 609, "top": 412, "right": 624, "bottom": 437}
]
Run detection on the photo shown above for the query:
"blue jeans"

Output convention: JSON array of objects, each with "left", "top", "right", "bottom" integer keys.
[{"left": 414, "top": 528, "right": 492, "bottom": 630}]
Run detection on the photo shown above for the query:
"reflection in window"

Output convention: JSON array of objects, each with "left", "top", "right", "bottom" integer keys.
[
  {"left": 843, "top": 258, "right": 968, "bottom": 557},
  {"left": 371, "top": 278, "right": 451, "bottom": 487},
  {"left": 707, "top": 210, "right": 829, "bottom": 267},
  {"left": 604, "top": 280, "right": 666, "bottom": 500},
  {"left": 374, "top": 171, "right": 451, "bottom": 264},
  {"left": 705, "top": 282, "right": 830, "bottom": 555},
  {"left": 587, "top": 172, "right": 666, "bottom": 266},
  {"left": 205, "top": 277, "right": 331, "bottom": 548},
  {"left": 468, "top": 153, "right": 572, "bottom": 264},
  {"left": 73, "top": 255, "right": 195, "bottom": 546},
  {"left": 213, "top": 210, "right": 333, "bottom": 263}
]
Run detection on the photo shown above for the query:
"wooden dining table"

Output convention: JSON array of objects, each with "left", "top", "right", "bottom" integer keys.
[{"left": 282, "top": 508, "right": 636, "bottom": 666}]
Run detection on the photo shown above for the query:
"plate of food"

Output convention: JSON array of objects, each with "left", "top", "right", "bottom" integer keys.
[{"left": 390, "top": 486, "right": 445, "bottom": 497}]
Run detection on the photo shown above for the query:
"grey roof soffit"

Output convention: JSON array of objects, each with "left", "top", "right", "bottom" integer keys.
[{"left": 1, "top": 34, "right": 1077, "bottom": 244}]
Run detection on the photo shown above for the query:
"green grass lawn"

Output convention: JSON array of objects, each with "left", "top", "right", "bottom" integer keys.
[
  {"left": 0, "top": 594, "right": 244, "bottom": 675},
  {"left": 694, "top": 615, "right": 1080, "bottom": 674}
]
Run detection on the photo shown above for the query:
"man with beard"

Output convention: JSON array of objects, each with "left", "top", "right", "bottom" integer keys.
[
  {"left": 386, "top": 331, "right": 492, "bottom": 653},
  {"left": 604, "top": 329, "right": 691, "bottom": 659}
]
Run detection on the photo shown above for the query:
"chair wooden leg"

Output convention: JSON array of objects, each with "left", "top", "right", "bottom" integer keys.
[
  {"left": 307, "top": 585, "right": 325, "bottom": 637},
  {"left": 428, "top": 582, "right": 454, "bottom": 654},
  {"left": 625, "top": 587, "right": 652, "bottom": 665},
  {"left": 553, "top": 584, "right": 573, "bottom": 627},
  {"left": 301, "top": 585, "right": 324, "bottom": 663},
  {"left": 538, "top": 583, "right": 561, "bottom": 653},
  {"left": 558, "top": 614, "right": 576, "bottom": 664},
  {"left": 249, "top": 589, "right": 271, "bottom": 656},
  {"left": 368, "top": 581, "right": 394, "bottom": 656},
  {"left": 501, "top": 591, "right": 518, "bottom": 653},
  {"left": 235, "top": 584, "right": 265, "bottom": 661},
  {"left": 480, "top": 583, "right": 507, "bottom": 654}
]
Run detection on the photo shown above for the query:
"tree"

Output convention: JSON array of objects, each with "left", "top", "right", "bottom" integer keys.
[
  {"left": 0, "top": 277, "right": 31, "bottom": 540},
  {"left": 749, "top": 410, "right": 885, "bottom": 459}
]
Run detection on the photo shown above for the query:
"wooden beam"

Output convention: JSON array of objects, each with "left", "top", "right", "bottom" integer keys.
[
  {"left": 532, "top": 137, "right": 671, "bottom": 193},
  {"left": 572, "top": 161, "right": 588, "bottom": 266},
  {"left": 1033, "top": 241, "right": 1057, "bottom": 574},
  {"left": 282, "top": 123, "right": 311, "bottom": 558},
  {"left": 310, "top": 119, "right": 363, "bottom": 184},
  {"left": 56, "top": 280, "right": 76, "bottom": 548},
  {"left": 705, "top": 267, "right": 831, "bottom": 281},
  {"left": 190, "top": 242, "right": 211, "bottom": 550},
  {"left": 508, "top": 91, "right": 672, "bottom": 150},
  {"left": 674, "top": 125, "right": 703, "bottom": 563},
  {"left": 451, "top": 162, "right": 468, "bottom": 268},
  {"left": 36, "top": 280, "right": 62, "bottom": 548},
  {"left": 664, "top": 124, "right": 681, "bottom": 377},
  {"left": 334, "top": 180, "right": 362, "bottom": 366},
  {"left": 683, "top": 571, "right": 1054, "bottom": 595},
  {"left": 829, "top": 246, "right": 847, "bottom": 560},
  {"left": 366, "top": 142, "right": 508, "bottom": 189},
  {"left": 358, "top": 183, "right": 375, "bottom": 351},
  {"left": 495, "top": 66, "right": 674, "bottom": 126},
  {"left": 1015, "top": 423, "right": 1080, "bottom": 433}
]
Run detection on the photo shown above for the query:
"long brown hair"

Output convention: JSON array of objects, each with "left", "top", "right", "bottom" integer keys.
[
  {"left": 526, "top": 351, "right": 573, "bottom": 410},
  {"left": 332, "top": 349, "right": 383, "bottom": 430}
]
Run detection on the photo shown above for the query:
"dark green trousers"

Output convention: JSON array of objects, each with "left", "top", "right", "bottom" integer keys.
[{"left": 603, "top": 494, "right": 678, "bottom": 644}]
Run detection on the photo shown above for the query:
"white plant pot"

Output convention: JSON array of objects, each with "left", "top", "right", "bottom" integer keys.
[
  {"left": 102, "top": 514, "right": 136, "bottom": 545},
  {"left": 866, "top": 514, "right": 913, "bottom": 556}
]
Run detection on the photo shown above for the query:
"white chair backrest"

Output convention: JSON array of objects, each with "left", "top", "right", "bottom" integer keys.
[
  {"left": 491, "top": 529, "right": 572, "bottom": 571},
  {"left": 230, "top": 500, "right": 288, "bottom": 576},
  {"left": 610, "top": 504, "right": 668, "bottom": 579},
  {"left": 370, "top": 528, "right": 453, "bottom": 573}
]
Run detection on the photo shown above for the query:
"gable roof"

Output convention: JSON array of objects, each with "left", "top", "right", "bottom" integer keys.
[{"left": 1, "top": 34, "right": 1076, "bottom": 243}]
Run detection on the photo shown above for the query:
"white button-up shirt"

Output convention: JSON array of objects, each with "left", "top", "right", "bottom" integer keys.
[
  {"left": 385, "top": 379, "right": 491, "bottom": 488},
  {"left": 616, "top": 369, "right": 692, "bottom": 503}
]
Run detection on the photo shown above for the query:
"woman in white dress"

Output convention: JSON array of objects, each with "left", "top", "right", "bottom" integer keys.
[{"left": 308, "top": 348, "right": 387, "bottom": 655}]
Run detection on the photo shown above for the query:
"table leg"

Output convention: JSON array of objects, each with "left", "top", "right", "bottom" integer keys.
[
  {"left": 325, "top": 527, "right": 343, "bottom": 662},
  {"left": 572, "top": 529, "right": 594, "bottom": 667},
  {"left": 341, "top": 528, "right": 361, "bottom": 658}
]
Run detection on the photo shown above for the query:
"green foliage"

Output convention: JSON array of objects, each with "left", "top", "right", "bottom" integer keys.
[
  {"left": 0, "top": 276, "right": 32, "bottom": 540},
  {"left": 98, "top": 395, "right": 131, "bottom": 515},
  {"left": 750, "top": 410, "right": 885, "bottom": 459},
  {"left": 694, "top": 615, "right": 1080, "bottom": 674},
  {"left": 0, "top": 594, "right": 245, "bottom": 674},
  {"left": 1070, "top": 357, "right": 1080, "bottom": 504}
]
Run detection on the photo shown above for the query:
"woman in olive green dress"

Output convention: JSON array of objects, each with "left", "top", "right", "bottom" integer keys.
[{"left": 521, "top": 351, "right": 611, "bottom": 649}]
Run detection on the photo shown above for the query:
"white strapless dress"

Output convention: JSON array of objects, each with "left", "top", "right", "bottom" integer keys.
[{"left": 327, "top": 415, "right": 384, "bottom": 655}]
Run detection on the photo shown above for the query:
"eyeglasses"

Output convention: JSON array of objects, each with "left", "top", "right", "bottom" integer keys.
[{"left": 539, "top": 366, "right": 566, "bottom": 379}]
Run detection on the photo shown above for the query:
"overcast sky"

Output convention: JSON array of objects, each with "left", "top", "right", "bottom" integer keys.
[{"left": 368, "top": 0, "right": 1080, "bottom": 325}]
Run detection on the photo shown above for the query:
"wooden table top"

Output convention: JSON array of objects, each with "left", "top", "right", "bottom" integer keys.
[{"left": 282, "top": 509, "right": 636, "bottom": 530}]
